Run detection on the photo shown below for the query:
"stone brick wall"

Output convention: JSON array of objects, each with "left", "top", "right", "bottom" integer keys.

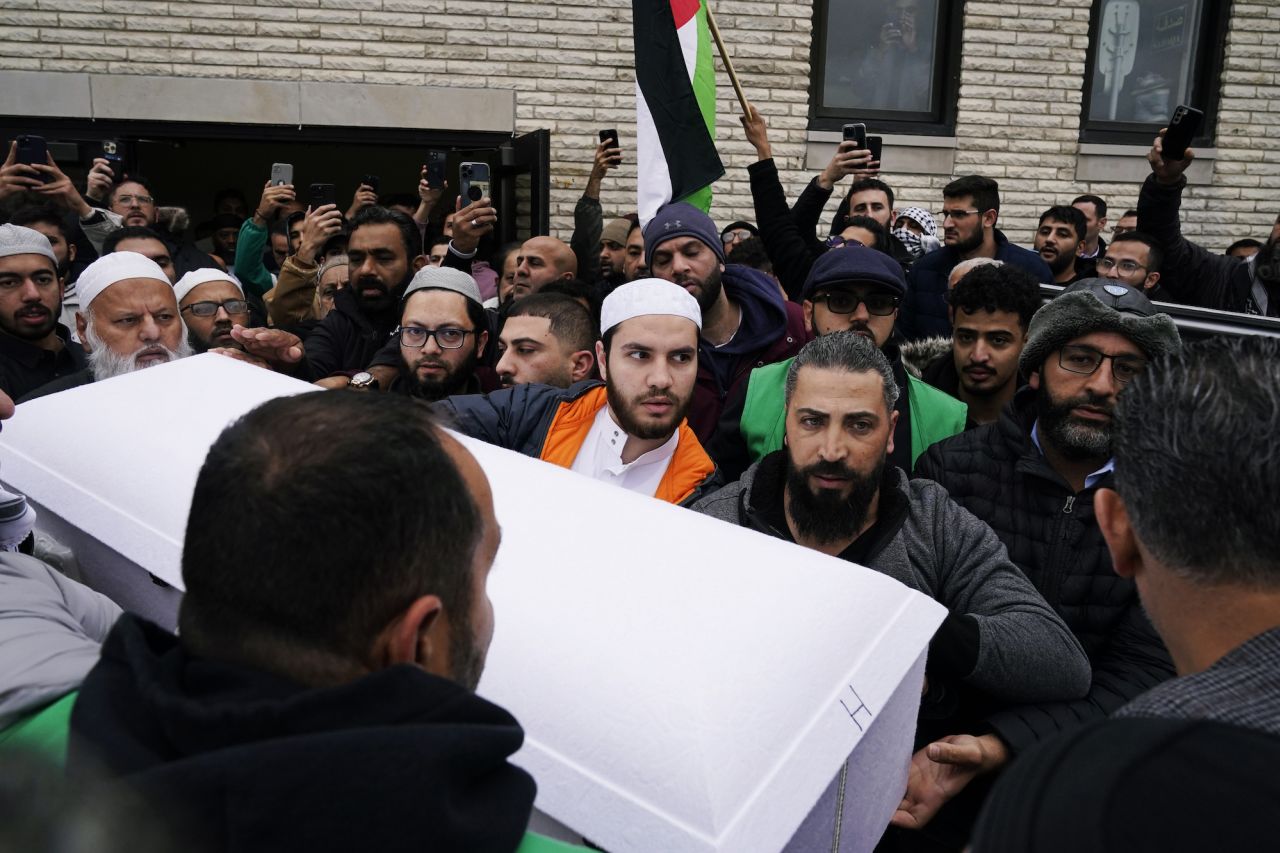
[{"left": 1, "top": 0, "right": 1275, "bottom": 251}]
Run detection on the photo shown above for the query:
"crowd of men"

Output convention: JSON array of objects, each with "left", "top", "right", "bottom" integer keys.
[{"left": 0, "top": 113, "right": 1277, "bottom": 853}]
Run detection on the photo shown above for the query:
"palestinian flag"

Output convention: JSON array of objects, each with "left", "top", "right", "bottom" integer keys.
[{"left": 633, "top": 0, "right": 724, "bottom": 226}]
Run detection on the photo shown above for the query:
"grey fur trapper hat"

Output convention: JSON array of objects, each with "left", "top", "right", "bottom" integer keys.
[{"left": 1020, "top": 279, "right": 1182, "bottom": 375}]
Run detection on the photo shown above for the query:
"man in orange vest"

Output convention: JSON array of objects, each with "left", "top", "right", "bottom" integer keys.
[{"left": 439, "top": 278, "right": 719, "bottom": 506}]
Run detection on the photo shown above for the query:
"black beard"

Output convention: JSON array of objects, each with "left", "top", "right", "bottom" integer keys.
[
  {"left": 407, "top": 347, "right": 479, "bottom": 402},
  {"left": 605, "top": 379, "right": 691, "bottom": 441},
  {"left": 695, "top": 265, "right": 723, "bottom": 316},
  {"left": 449, "top": 614, "right": 485, "bottom": 693},
  {"left": 188, "top": 329, "right": 211, "bottom": 355},
  {"left": 354, "top": 271, "right": 411, "bottom": 317},
  {"left": 952, "top": 226, "right": 984, "bottom": 256},
  {"left": 1036, "top": 385, "right": 1113, "bottom": 460},
  {"left": 1043, "top": 248, "right": 1075, "bottom": 276},
  {"left": 784, "top": 454, "right": 884, "bottom": 545}
]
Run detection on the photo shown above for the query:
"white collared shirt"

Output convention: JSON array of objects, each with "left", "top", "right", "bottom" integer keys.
[{"left": 570, "top": 405, "right": 679, "bottom": 497}]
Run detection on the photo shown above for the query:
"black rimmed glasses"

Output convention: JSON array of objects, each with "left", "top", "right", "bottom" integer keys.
[
  {"left": 1058, "top": 344, "right": 1148, "bottom": 384},
  {"left": 397, "top": 326, "right": 473, "bottom": 349},
  {"left": 1097, "top": 257, "right": 1148, "bottom": 275},
  {"left": 181, "top": 299, "right": 249, "bottom": 317},
  {"left": 811, "top": 290, "right": 900, "bottom": 316}
]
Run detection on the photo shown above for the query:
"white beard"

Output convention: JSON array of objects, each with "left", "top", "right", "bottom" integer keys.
[{"left": 84, "top": 319, "right": 194, "bottom": 382}]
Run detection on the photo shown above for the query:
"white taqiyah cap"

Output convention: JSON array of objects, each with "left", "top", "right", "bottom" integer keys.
[
  {"left": 174, "top": 268, "right": 243, "bottom": 305},
  {"left": 0, "top": 223, "right": 57, "bottom": 266},
  {"left": 76, "top": 251, "right": 171, "bottom": 310},
  {"left": 600, "top": 278, "right": 702, "bottom": 335},
  {"left": 403, "top": 265, "right": 482, "bottom": 307}
]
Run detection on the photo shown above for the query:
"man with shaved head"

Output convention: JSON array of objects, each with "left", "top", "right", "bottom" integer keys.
[{"left": 512, "top": 236, "right": 577, "bottom": 301}]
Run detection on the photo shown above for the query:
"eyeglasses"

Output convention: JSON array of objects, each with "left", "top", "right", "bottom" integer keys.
[
  {"left": 811, "top": 290, "right": 900, "bottom": 316},
  {"left": 1097, "top": 257, "right": 1148, "bottom": 275},
  {"left": 115, "top": 194, "right": 155, "bottom": 206},
  {"left": 397, "top": 326, "right": 473, "bottom": 349},
  {"left": 823, "top": 236, "right": 866, "bottom": 249},
  {"left": 181, "top": 299, "right": 249, "bottom": 317},
  {"left": 721, "top": 229, "right": 753, "bottom": 244},
  {"left": 939, "top": 208, "right": 981, "bottom": 221},
  {"left": 1057, "top": 344, "right": 1148, "bottom": 384}
]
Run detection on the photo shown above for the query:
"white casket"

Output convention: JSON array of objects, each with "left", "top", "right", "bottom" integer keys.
[{"left": 0, "top": 355, "right": 946, "bottom": 852}]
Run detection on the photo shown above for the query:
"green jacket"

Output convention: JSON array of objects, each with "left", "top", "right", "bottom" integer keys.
[
  {"left": 0, "top": 690, "right": 77, "bottom": 764},
  {"left": 739, "top": 356, "right": 967, "bottom": 468},
  {"left": 233, "top": 218, "right": 274, "bottom": 298}
]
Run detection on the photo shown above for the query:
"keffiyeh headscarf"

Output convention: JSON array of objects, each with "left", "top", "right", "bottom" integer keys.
[{"left": 893, "top": 206, "right": 941, "bottom": 259}]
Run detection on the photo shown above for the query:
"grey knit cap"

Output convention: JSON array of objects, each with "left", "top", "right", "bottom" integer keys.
[
  {"left": 0, "top": 223, "right": 57, "bottom": 265},
  {"left": 1019, "top": 280, "right": 1181, "bottom": 374}
]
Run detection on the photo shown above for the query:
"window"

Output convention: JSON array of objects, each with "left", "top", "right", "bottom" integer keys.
[
  {"left": 1080, "top": 0, "right": 1229, "bottom": 143},
  {"left": 810, "top": 0, "right": 962, "bottom": 135}
]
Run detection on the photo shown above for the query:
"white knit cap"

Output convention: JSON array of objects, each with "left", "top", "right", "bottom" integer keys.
[
  {"left": 403, "top": 265, "right": 482, "bottom": 307},
  {"left": 76, "top": 251, "right": 171, "bottom": 310},
  {"left": 600, "top": 278, "right": 702, "bottom": 334},
  {"left": 174, "top": 268, "right": 243, "bottom": 305},
  {"left": 0, "top": 223, "right": 57, "bottom": 265}
]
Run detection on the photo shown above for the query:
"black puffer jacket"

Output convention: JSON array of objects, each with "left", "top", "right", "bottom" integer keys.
[{"left": 914, "top": 387, "right": 1174, "bottom": 754}]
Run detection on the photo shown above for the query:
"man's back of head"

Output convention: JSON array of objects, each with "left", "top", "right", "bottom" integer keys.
[
  {"left": 179, "top": 392, "right": 486, "bottom": 688},
  {"left": 69, "top": 393, "right": 539, "bottom": 853},
  {"left": 1109, "top": 336, "right": 1280, "bottom": 590}
]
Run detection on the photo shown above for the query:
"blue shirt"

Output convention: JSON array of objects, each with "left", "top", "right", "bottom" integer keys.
[{"left": 1030, "top": 421, "right": 1115, "bottom": 490}]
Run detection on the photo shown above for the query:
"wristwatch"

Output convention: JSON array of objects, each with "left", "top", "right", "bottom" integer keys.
[{"left": 347, "top": 371, "right": 378, "bottom": 391}]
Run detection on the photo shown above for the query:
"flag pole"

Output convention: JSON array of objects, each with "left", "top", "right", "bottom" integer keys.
[{"left": 704, "top": 3, "right": 751, "bottom": 116}]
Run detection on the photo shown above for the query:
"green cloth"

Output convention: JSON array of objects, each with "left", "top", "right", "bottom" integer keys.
[
  {"left": 0, "top": 690, "right": 77, "bottom": 765},
  {"left": 516, "top": 831, "right": 591, "bottom": 852},
  {"left": 740, "top": 356, "right": 968, "bottom": 468},
  {"left": 233, "top": 218, "right": 273, "bottom": 298}
]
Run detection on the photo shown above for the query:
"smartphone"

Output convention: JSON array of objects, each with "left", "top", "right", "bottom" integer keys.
[
  {"left": 867, "top": 135, "right": 883, "bottom": 167},
  {"left": 360, "top": 174, "right": 380, "bottom": 194},
  {"left": 15, "top": 135, "right": 50, "bottom": 183},
  {"left": 459, "top": 162, "right": 491, "bottom": 204},
  {"left": 842, "top": 123, "right": 867, "bottom": 150},
  {"left": 102, "top": 139, "right": 124, "bottom": 184},
  {"left": 599, "top": 128, "right": 621, "bottom": 164},
  {"left": 270, "top": 162, "right": 293, "bottom": 187},
  {"left": 309, "top": 182, "right": 336, "bottom": 209},
  {"left": 424, "top": 150, "right": 446, "bottom": 188},
  {"left": 1161, "top": 105, "right": 1204, "bottom": 163}
]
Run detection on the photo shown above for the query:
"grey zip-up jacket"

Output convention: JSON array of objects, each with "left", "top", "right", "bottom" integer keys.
[
  {"left": 0, "top": 553, "right": 121, "bottom": 729},
  {"left": 693, "top": 460, "right": 1091, "bottom": 703}
]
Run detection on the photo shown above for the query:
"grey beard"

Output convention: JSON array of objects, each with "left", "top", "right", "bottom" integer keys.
[
  {"left": 84, "top": 319, "right": 194, "bottom": 382},
  {"left": 1036, "top": 388, "right": 1113, "bottom": 461}
]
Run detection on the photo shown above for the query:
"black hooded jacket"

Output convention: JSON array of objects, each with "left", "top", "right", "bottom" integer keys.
[
  {"left": 69, "top": 615, "right": 536, "bottom": 853},
  {"left": 302, "top": 287, "right": 400, "bottom": 380}
]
